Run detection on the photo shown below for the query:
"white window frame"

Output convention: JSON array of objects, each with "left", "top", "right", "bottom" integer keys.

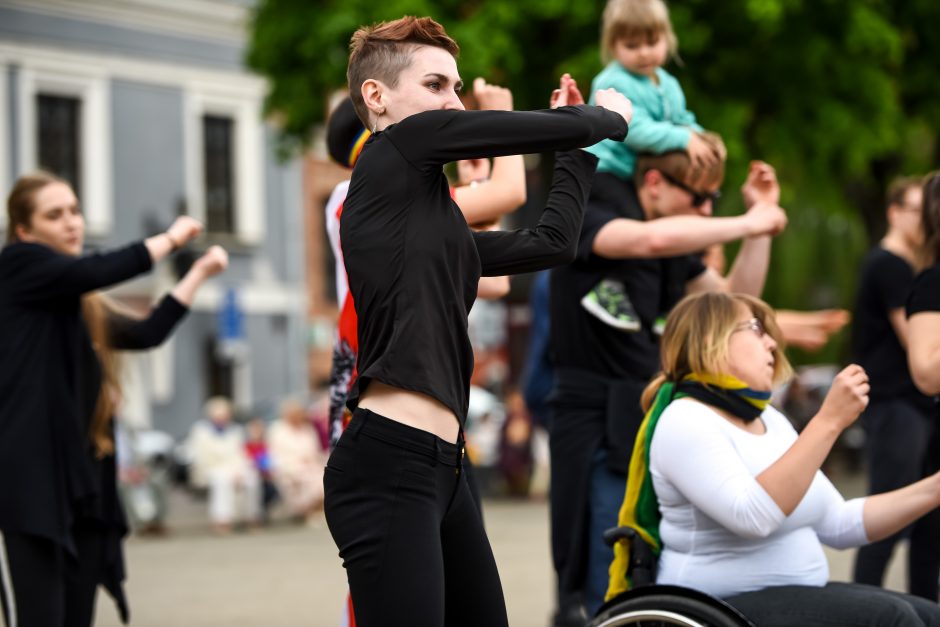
[
  {"left": 0, "top": 65, "right": 8, "bottom": 231},
  {"left": 184, "top": 88, "right": 264, "bottom": 245},
  {"left": 17, "top": 65, "right": 113, "bottom": 236}
]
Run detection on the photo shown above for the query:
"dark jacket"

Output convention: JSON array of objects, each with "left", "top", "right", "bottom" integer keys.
[{"left": 0, "top": 240, "right": 186, "bottom": 620}]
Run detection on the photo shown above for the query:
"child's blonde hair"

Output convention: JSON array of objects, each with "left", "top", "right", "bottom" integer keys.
[{"left": 600, "top": 0, "right": 679, "bottom": 64}]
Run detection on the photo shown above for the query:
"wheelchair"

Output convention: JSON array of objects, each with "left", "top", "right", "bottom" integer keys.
[{"left": 589, "top": 526, "right": 756, "bottom": 627}]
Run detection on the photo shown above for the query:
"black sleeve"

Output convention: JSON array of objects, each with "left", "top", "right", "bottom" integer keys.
[
  {"left": 1, "top": 242, "right": 152, "bottom": 304},
  {"left": 873, "top": 253, "right": 914, "bottom": 311},
  {"left": 387, "top": 106, "right": 627, "bottom": 169},
  {"left": 107, "top": 294, "right": 188, "bottom": 350},
  {"left": 907, "top": 265, "right": 940, "bottom": 316},
  {"left": 472, "top": 150, "right": 597, "bottom": 276},
  {"left": 685, "top": 255, "right": 707, "bottom": 282},
  {"left": 577, "top": 204, "right": 621, "bottom": 263}
]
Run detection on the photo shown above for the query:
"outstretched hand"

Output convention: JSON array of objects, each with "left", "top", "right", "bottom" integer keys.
[
  {"left": 192, "top": 245, "right": 229, "bottom": 278},
  {"left": 816, "top": 364, "right": 870, "bottom": 432},
  {"left": 549, "top": 73, "right": 584, "bottom": 108},
  {"left": 593, "top": 88, "right": 633, "bottom": 126},
  {"left": 741, "top": 161, "right": 781, "bottom": 208},
  {"left": 473, "top": 77, "right": 513, "bottom": 111},
  {"left": 166, "top": 216, "right": 203, "bottom": 248}
]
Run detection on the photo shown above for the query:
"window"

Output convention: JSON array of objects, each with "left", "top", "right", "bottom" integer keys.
[
  {"left": 203, "top": 114, "right": 236, "bottom": 234},
  {"left": 206, "top": 337, "right": 235, "bottom": 400},
  {"left": 37, "top": 94, "right": 82, "bottom": 198},
  {"left": 185, "top": 92, "right": 264, "bottom": 245},
  {"left": 16, "top": 65, "right": 111, "bottom": 235}
]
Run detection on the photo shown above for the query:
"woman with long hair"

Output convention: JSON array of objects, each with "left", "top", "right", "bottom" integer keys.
[
  {"left": 0, "top": 171, "right": 226, "bottom": 626},
  {"left": 607, "top": 291, "right": 940, "bottom": 626},
  {"left": 326, "top": 15, "right": 631, "bottom": 627}
]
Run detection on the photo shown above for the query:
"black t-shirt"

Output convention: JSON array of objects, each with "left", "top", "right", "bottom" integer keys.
[
  {"left": 852, "top": 247, "right": 929, "bottom": 406},
  {"left": 908, "top": 263, "right": 940, "bottom": 316},
  {"left": 341, "top": 106, "right": 627, "bottom": 423},
  {"left": 549, "top": 173, "right": 706, "bottom": 384}
]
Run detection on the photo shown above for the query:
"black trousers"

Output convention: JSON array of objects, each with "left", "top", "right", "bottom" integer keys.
[
  {"left": 853, "top": 398, "right": 940, "bottom": 600},
  {"left": 549, "top": 399, "right": 605, "bottom": 614},
  {"left": 0, "top": 528, "right": 102, "bottom": 627},
  {"left": 323, "top": 408, "right": 508, "bottom": 627},
  {"left": 726, "top": 582, "right": 940, "bottom": 626}
]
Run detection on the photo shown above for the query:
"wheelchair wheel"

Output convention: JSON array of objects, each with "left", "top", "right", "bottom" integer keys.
[{"left": 592, "top": 587, "right": 754, "bottom": 627}]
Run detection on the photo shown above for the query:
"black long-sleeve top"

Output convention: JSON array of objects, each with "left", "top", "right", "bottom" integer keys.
[
  {"left": 340, "top": 105, "right": 627, "bottom": 423},
  {"left": 0, "top": 241, "right": 188, "bottom": 621}
]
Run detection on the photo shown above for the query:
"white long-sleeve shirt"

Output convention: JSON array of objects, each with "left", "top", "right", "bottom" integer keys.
[{"left": 651, "top": 398, "right": 868, "bottom": 598}]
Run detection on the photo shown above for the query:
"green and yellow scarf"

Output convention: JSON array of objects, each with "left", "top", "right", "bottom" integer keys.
[{"left": 605, "top": 372, "right": 772, "bottom": 601}]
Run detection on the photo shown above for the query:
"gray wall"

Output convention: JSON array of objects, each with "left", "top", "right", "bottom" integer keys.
[
  {"left": 110, "top": 80, "right": 186, "bottom": 245},
  {"left": 0, "top": 6, "right": 244, "bottom": 70},
  {"left": 2, "top": 4, "right": 309, "bottom": 441}
]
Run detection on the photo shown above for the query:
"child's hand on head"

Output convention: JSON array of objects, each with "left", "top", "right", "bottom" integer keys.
[{"left": 686, "top": 133, "right": 720, "bottom": 170}]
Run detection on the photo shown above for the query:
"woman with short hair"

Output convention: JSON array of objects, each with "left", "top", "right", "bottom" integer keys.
[{"left": 325, "top": 14, "right": 632, "bottom": 627}]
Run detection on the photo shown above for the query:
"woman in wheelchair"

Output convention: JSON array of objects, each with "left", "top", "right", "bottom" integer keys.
[{"left": 602, "top": 291, "right": 940, "bottom": 627}]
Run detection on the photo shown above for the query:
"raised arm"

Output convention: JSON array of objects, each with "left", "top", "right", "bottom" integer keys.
[
  {"left": 143, "top": 216, "right": 203, "bottom": 265},
  {"left": 593, "top": 212, "right": 771, "bottom": 260},
  {"left": 755, "top": 365, "right": 869, "bottom": 516},
  {"left": 389, "top": 86, "right": 630, "bottom": 168},
  {"left": 453, "top": 80, "right": 527, "bottom": 225},
  {"left": 5, "top": 216, "right": 203, "bottom": 304},
  {"left": 908, "top": 312, "right": 940, "bottom": 394},
  {"left": 109, "top": 246, "right": 228, "bottom": 350},
  {"left": 905, "top": 264, "right": 940, "bottom": 394},
  {"left": 472, "top": 149, "right": 597, "bottom": 276}
]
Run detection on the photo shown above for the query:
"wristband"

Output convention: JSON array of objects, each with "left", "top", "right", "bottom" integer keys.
[{"left": 164, "top": 232, "right": 181, "bottom": 252}]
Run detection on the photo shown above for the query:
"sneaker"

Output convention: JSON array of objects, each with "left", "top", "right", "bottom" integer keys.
[
  {"left": 580, "top": 279, "right": 641, "bottom": 332},
  {"left": 652, "top": 315, "right": 666, "bottom": 336}
]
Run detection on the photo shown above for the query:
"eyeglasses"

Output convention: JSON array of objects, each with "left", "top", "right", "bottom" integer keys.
[
  {"left": 732, "top": 317, "right": 765, "bottom": 338},
  {"left": 660, "top": 171, "right": 721, "bottom": 208}
]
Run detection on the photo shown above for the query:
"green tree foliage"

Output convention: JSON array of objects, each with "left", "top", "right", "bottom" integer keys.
[{"left": 248, "top": 0, "right": 939, "bottom": 363}]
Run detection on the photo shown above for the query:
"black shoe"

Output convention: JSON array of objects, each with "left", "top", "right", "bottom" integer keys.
[{"left": 552, "top": 603, "right": 589, "bottom": 627}]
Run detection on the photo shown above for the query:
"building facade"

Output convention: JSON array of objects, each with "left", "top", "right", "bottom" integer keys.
[{"left": 0, "top": 0, "right": 308, "bottom": 438}]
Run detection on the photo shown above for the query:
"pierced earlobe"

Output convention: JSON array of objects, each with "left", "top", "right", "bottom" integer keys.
[{"left": 372, "top": 108, "right": 386, "bottom": 134}]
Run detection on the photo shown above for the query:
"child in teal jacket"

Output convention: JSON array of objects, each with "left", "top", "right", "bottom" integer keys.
[{"left": 582, "top": 0, "right": 723, "bottom": 331}]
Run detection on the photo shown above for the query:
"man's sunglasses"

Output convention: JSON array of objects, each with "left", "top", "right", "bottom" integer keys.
[{"left": 660, "top": 171, "right": 721, "bottom": 208}]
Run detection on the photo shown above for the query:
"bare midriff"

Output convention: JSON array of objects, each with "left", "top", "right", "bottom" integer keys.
[{"left": 358, "top": 380, "right": 461, "bottom": 443}]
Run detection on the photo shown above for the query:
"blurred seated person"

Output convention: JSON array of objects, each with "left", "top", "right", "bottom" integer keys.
[
  {"left": 245, "top": 418, "right": 279, "bottom": 524},
  {"left": 268, "top": 398, "right": 328, "bottom": 524},
  {"left": 186, "top": 396, "right": 261, "bottom": 533},
  {"left": 499, "top": 388, "right": 534, "bottom": 497},
  {"left": 608, "top": 291, "right": 940, "bottom": 626},
  {"left": 115, "top": 419, "right": 172, "bottom": 536}
]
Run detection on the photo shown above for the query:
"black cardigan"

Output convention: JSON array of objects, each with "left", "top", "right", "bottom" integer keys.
[{"left": 0, "top": 241, "right": 188, "bottom": 622}]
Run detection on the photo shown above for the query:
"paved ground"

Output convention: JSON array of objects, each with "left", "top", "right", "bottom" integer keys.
[{"left": 95, "top": 465, "right": 911, "bottom": 627}]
